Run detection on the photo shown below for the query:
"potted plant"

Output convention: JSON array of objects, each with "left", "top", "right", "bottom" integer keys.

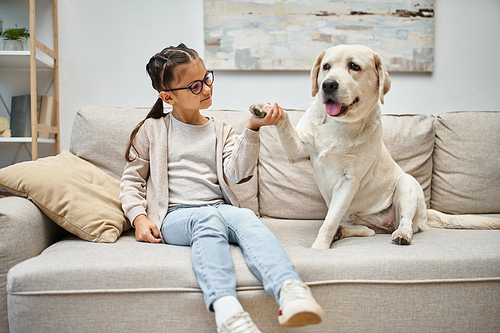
[{"left": 3, "top": 25, "right": 30, "bottom": 51}]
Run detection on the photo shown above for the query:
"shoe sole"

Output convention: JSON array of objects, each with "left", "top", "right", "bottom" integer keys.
[{"left": 279, "top": 311, "right": 323, "bottom": 327}]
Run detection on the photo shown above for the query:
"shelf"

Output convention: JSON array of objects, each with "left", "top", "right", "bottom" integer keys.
[
  {"left": 0, "top": 50, "right": 54, "bottom": 69},
  {"left": 0, "top": 137, "right": 55, "bottom": 144},
  {"left": 0, "top": 0, "right": 60, "bottom": 163}
]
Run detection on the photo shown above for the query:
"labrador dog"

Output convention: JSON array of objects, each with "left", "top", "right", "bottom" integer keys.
[{"left": 250, "top": 44, "right": 500, "bottom": 249}]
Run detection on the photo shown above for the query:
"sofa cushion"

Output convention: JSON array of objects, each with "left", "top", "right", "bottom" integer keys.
[
  {"left": 258, "top": 111, "right": 435, "bottom": 219},
  {"left": 71, "top": 107, "right": 259, "bottom": 215},
  {"left": 8, "top": 221, "right": 500, "bottom": 294},
  {"left": 382, "top": 114, "right": 435, "bottom": 207},
  {"left": 0, "top": 151, "right": 130, "bottom": 242},
  {"left": 70, "top": 106, "right": 150, "bottom": 180},
  {"left": 431, "top": 111, "right": 500, "bottom": 214},
  {"left": 7, "top": 220, "right": 500, "bottom": 332},
  {"left": 258, "top": 110, "right": 328, "bottom": 219},
  {"left": 202, "top": 109, "right": 259, "bottom": 215}
]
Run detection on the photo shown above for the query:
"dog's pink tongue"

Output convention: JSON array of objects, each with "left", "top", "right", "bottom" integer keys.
[{"left": 325, "top": 102, "right": 341, "bottom": 116}]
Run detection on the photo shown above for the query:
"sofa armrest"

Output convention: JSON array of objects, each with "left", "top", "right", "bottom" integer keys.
[{"left": 0, "top": 196, "right": 66, "bottom": 332}]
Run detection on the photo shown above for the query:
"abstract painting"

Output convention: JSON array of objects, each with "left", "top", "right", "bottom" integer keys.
[{"left": 204, "top": 0, "right": 434, "bottom": 71}]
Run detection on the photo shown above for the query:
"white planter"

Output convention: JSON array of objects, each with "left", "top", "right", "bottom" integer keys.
[{"left": 3, "top": 39, "right": 25, "bottom": 51}]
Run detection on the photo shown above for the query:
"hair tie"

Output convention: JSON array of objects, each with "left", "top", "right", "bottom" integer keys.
[{"left": 157, "top": 54, "right": 169, "bottom": 62}]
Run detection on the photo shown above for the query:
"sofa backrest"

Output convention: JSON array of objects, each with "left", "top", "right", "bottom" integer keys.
[
  {"left": 70, "top": 107, "right": 260, "bottom": 215},
  {"left": 70, "top": 106, "right": 149, "bottom": 180},
  {"left": 257, "top": 111, "right": 435, "bottom": 219},
  {"left": 258, "top": 111, "right": 328, "bottom": 219},
  {"left": 70, "top": 107, "right": 500, "bottom": 219},
  {"left": 431, "top": 111, "right": 500, "bottom": 214}
]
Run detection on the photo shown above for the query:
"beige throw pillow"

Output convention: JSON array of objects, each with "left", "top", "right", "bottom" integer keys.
[{"left": 0, "top": 151, "right": 130, "bottom": 242}]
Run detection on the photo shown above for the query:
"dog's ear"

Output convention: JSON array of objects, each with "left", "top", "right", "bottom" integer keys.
[
  {"left": 374, "top": 52, "right": 391, "bottom": 104},
  {"left": 311, "top": 49, "right": 326, "bottom": 97}
]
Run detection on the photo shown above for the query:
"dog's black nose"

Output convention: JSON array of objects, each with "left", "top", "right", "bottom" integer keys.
[{"left": 322, "top": 79, "right": 339, "bottom": 94}]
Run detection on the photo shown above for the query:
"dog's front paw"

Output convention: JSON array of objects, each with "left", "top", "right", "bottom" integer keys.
[
  {"left": 332, "top": 226, "right": 344, "bottom": 241},
  {"left": 311, "top": 238, "right": 332, "bottom": 249},
  {"left": 391, "top": 228, "right": 412, "bottom": 245},
  {"left": 249, "top": 102, "right": 271, "bottom": 118}
]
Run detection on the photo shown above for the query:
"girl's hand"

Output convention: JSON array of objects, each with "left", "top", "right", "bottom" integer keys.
[
  {"left": 246, "top": 103, "right": 285, "bottom": 131},
  {"left": 134, "top": 215, "right": 162, "bottom": 243}
]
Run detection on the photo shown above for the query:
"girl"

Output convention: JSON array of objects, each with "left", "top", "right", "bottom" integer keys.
[{"left": 120, "top": 43, "right": 323, "bottom": 333}]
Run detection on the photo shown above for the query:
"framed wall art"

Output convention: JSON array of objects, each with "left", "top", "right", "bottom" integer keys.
[{"left": 204, "top": 0, "right": 434, "bottom": 71}]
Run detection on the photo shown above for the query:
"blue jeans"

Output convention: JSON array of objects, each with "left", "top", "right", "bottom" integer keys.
[{"left": 161, "top": 203, "right": 301, "bottom": 311}]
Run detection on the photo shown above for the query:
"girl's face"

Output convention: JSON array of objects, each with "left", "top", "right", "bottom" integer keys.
[{"left": 164, "top": 59, "right": 213, "bottom": 113}]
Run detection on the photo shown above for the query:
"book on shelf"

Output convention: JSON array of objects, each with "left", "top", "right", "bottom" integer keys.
[
  {"left": 37, "top": 95, "right": 42, "bottom": 122},
  {"left": 10, "top": 95, "right": 30, "bottom": 137},
  {"left": 9, "top": 94, "right": 53, "bottom": 138}
]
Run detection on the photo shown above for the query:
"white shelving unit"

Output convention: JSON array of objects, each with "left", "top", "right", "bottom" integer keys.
[
  {"left": 0, "top": 50, "right": 54, "bottom": 69},
  {"left": 0, "top": 137, "right": 54, "bottom": 143},
  {"left": 0, "top": 50, "right": 56, "bottom": 147},
  {"left": 0, "top": 0, "right": 59, "bottom": 161}
]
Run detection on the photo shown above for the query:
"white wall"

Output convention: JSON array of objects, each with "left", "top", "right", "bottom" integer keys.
[{"left": 25, "top": 0, "right": 500, "bottom": 151}]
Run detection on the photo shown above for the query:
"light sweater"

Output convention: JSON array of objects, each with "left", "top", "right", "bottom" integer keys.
[
  {"left": 167, "top": 115, "right": 223, "bottom": 208},
  {"left": 120, "top": 112, "right": 260, "bottom": 230}
]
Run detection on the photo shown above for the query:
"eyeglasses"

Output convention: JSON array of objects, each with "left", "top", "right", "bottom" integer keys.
[{"left": 165, "top": 71, "right": 214, "bottom": 95}]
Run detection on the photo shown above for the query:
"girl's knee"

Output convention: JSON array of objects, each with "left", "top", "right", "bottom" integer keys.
[
  {"left": 193, "top": 206, "right": 227, "bottom": 232},
  {"left": 239, "top": 207, "right": 259, "bottom": 220},
  {"left": 234, "top": 208, "right": 265, "bottom": 227},
  {"left": 240, "top": 211, "right": 271, "bottom": 233}
]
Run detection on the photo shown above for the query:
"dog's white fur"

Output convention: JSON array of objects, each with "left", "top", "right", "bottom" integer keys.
[{"left": 251, "top": 44, "right": 500, "bottom": 249}]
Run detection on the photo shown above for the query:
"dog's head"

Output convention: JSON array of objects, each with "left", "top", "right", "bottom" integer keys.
[{"left": 311, "top": 45, "right": 391, "bottom": 122}]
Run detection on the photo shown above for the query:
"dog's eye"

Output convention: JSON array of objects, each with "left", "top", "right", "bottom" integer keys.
[
  {"left": 323, "top": 63, "right": 331, "bottom": 71},
  {"left": 349, "top": 62, "right": 361, "bottom": 71}
]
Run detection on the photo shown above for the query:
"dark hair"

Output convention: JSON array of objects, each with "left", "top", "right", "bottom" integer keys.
[{"left": 125, "top": 43, "right": 200, "bottom": 162}]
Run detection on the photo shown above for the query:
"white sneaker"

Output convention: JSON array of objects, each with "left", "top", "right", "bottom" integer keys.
[
  {"left": 278, "top": 280, "right": 324, "bottom": 327},
  {"left": 218, "top": 311, "right": 262, "bottom": 333}
]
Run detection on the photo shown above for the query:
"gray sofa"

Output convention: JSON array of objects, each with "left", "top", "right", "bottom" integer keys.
[{"left": 1, "top": 107, "right": 499, "bottom": 333}]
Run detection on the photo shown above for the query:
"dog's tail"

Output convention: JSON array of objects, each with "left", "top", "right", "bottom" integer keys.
[{"left": 426, "top": 209, "right": 500, "bottom": 229}]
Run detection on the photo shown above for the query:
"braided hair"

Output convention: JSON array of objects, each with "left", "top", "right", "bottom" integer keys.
[{"left": 125, "top": 43, "right": 200, "bottom": 161}]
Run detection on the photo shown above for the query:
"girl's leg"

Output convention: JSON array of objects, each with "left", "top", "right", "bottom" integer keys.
[
  {"left": 215, "top": 204, "right": 301, "bottom": 303},
  {"left": 162, "top": 206, "right": 264, "bottom": 332},
  {"left": 161, "top": 206, "right": 238, "bottom": 311},
  {"left": 216, "top": 204, "right": 324, "bottom": 327}
]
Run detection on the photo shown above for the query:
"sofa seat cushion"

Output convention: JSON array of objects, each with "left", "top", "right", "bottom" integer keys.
[
  {"left": 7, "top": 220, "right": 500, "bottom": 333},
  {"left": 8, "top": 219, "right": 500, "bottom": 296},
  {"left": 263, "top": 218, "right": 500, "bottom": 282}
]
